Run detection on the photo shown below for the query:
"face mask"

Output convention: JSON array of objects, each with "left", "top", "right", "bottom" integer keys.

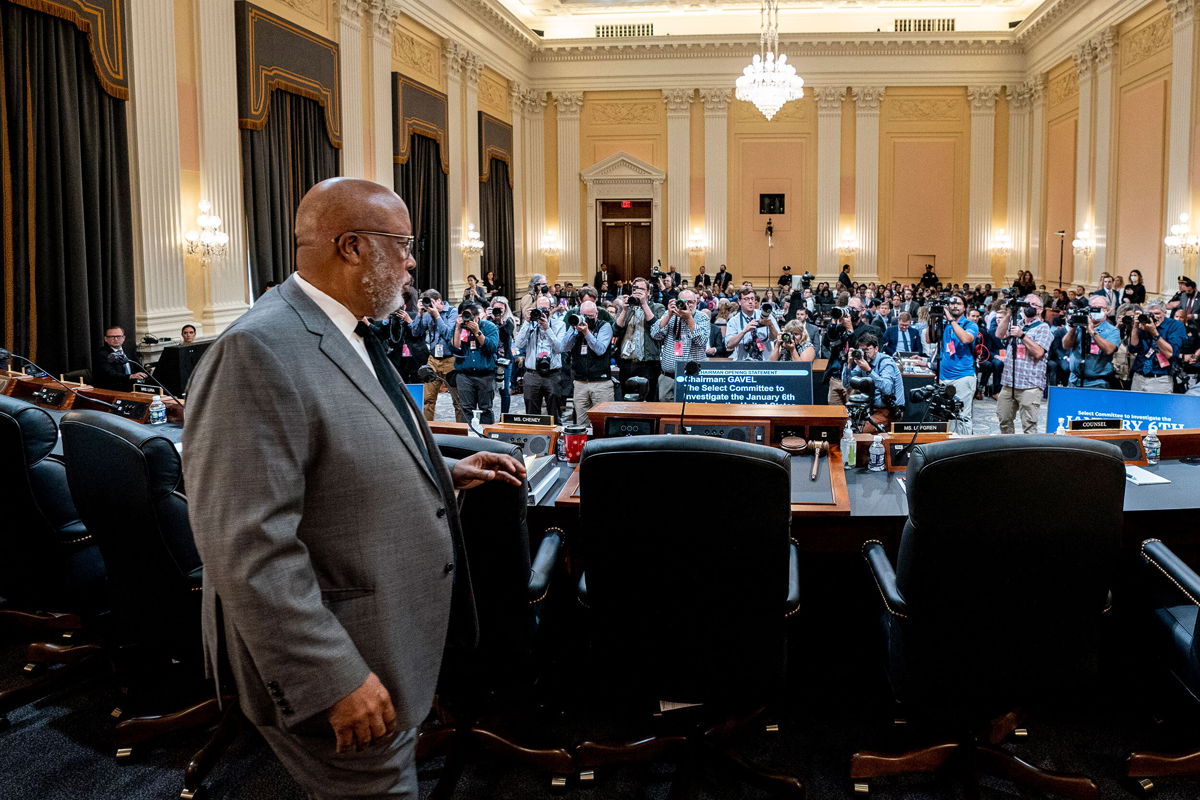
[{"left": 1090, "top": 310, "right": 1105, "bottom": 321}]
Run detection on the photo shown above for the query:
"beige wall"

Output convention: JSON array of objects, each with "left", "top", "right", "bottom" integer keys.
[
  {"left": 392, "top": 14, "right": 444, "bottom": 92},
  {"left": 878, "top": 88, "right": 969, "bottom": 284},
  {"left": 1043, "top": 59, "right": 1079, "bottom": 287}
]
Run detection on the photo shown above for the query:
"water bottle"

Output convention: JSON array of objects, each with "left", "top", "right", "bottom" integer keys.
[
  {"left": 1055, "top": 418, "right": 1066, "bottom": 435},
  {"left": 148, "top": 395, "right": 167, "bottom": 426},
  {"left": 868, "top": 434, "right": 886, "bottom": 472},
  {"left": 841, "top": 421, "right": 857, "bottom": 467},
  {"left": 1144, "top": 425, "right": 1161, "bottom": 466}
]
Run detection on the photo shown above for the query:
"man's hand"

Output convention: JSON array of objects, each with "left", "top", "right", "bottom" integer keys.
[
  {"left": 327, "top": 672, "right": 397, "bottom": 753},
  {"left": 451, "top": 451, "right": 527, "bottom": 490},
  {"left": 855, "top": 357, "right": 871, "bottom": 372},
  {"left": 429, "top": 304, "right": 441, "bottom": 319},
  {"left": 943, "top": 306, "right": 955, "bottom": 321},
  {"left": 538, "top": 315, "right": 550, "bottom": 330},
  {"left": 574, "top": 321, "right": 589, "bottom": 334},
  {"left": 465, "top": 320, "right": 480, "bottom": 334},
  {"left": 1009, "top": 324, "right": 1023, "bottom": 339},
  {"left": 130, "top": 371, "right": 148, "bottom": 381}
]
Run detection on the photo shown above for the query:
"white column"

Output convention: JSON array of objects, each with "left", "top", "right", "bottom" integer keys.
[
  {"left": 664, "top": 89, "right": 694, "bottom": 279},
  {"left": 1091, "top": 28, "right": 1117, "bottom": 282},
  {"left": 369, "top": 1, "right": 398, "bottom": 188},
  {"left": 967, "top": 86, "right": 1000, "bottom": 286},
  {"left": 1073, "top": 42, "right": 1095, "bottom": 282},
  {"left": 1165, "top": 0, "right": 1198, "bottom": 282},
  {"left": 1005, "top": 82, "right": 1033, "bottom": 287},
  {"left": 463, "top": 52, "right": 482, "bottom": 289},
  {"left": 554, "top": 91, "right": 584, "bottom": 283},
  {"left": 814, "top": 87, "right": 845, "bottom": 278},
  {"left": 195, "top": 0, "right": 249, "bottom": 333},
  {"left": 700, "top": 88, "right": 730, "bottom": 271},
  {"left": 1027, "top": 77, "right": 1047, "bottom": 280},
  {"left": 853, "top": 87, "right": 884, "bottom": 284},
  {"left": 509, "top": 84, "right": 526, "bottom": 287},
  {"left": 444, "top": 43, "right": 465, "bottom": 297},
  {"left": 523, "top": 91, "right": 547, "bottom": 285},
  {"left": 337, "top": 0, "right": 367, "bottom": 178},
  {"left": 126, "top": 0, "right": 191, "bottom": 338}
]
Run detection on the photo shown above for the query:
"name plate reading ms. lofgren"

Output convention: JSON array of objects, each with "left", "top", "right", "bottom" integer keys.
[
  {"left": 1067, "top": 418, "right": 1123, "bottom": 431},
  {"left": 500, "top": 413, "right": 555, "bottom": 427},
  {"left": 891, "top": 421, "right": 950, "bottom": 434}
]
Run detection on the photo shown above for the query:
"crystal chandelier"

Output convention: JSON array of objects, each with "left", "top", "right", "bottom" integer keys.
[
  {"left": 735, "top": 0, "right": 804, "bottom": 121},
  {"left": 1165, "top": 213, "right": 1200, "bottom": 258}
]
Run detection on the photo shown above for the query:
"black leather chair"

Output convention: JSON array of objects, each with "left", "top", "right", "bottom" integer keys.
[
  {"left": 418, "top": 434, "right": 570, "bottom": 797},
  {"left": 852, "top": 435, "right": 1126, "bottom": 799},
  {"left": 60, "top": 410, "right": 220, "bottom": 759},
  {"left": 572, "top": 435, "right": 802, "bottom": 796},
  {"left": 0, "top": 395, "right": 107, "bottom": 723},
  {"left": 1126, "top": 538, "right": 1200, "bottom": 792}
]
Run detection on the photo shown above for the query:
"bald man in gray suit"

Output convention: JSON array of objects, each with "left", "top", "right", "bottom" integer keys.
[{"left": 184, "top": 178, "right": 524, "bottom": 798}]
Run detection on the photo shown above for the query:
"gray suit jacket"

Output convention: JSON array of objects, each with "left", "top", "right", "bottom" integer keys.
[{"left": 184, "top": 276, "right": 473, "bottom": 732}]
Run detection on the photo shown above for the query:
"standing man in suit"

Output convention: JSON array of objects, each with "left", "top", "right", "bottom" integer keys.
[
  {"left": 184, "top": 178, "right": 524, "bottom": 799},
  {"left": 695, "top": 265, "right": 712, "bottom": 289},
  {"left": 593, "top": 262, "right": 611, "bottom": 290},
  {"left": 1090, "top": 273, "right": 1119, "bottom": 313}
]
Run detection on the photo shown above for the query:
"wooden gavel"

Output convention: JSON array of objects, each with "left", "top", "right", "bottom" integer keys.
[{"left": 781, "top": 437, "right": 829, "bottom": 481}]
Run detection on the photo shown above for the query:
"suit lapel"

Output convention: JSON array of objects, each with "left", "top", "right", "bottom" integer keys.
[{"left": 278, "top": 278, "right": 440, "bottom": 491}]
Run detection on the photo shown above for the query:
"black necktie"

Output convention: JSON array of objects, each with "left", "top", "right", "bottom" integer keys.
[{"left": 354, "top": 320, "right": 441, "bottom": 484}]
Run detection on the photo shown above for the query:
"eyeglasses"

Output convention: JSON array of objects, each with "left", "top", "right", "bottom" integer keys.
[
  {"left": 331, "top": 230, "right": 415, "bottom": 257},
  {"left": 104, "top": 334, "right": 125, "bottom": 340}
]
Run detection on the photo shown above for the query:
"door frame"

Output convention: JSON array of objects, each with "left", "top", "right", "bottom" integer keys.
[{"left": 580, "top": 152, "right": 665, "bottom": 283}]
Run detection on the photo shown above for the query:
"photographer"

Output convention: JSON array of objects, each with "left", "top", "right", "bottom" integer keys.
[
  {"left": 378, "top": 301, "right": 426, "bottom": 385},
  {"left": 410, "top": 289, "right": 461, "bottom": 421},
  {"left": 518, "top": 273, "right": 551, "bottom": 316},
  {"left": 489, "top": 297, "right": 516, "bottom": 414},
  {"left": 1129, "top": 299, "right": 1186, "bottom": 393},
  {"left": 556, "top": 300, "right": 614, "bottom": 429},
  {"left": 514, "top": 295, "right": 566, "bottom": 421},
  {"left": 841, "top": 333, "right": 904, "bottom": 433},
  {"left": 769, "top": 320, "right": 816, "bottom": 363},
  {"left": 995, "top": 294, "right": 1052, "bottom": 434},
  {"left": 825, "top": 303, "right": 872, "bottom": 404},
  {"left": 927, "top": 294, "right": 978, "bottom": 435},
  {"left": 1063, "top": 296, "right": 1119, "bottom": 388},
  {"left": 613, "top": 277, "right": 666, "bottom": 401},
  {"left": 725, "top": 288, "right": 779, "bottom": 361},
  {"left": 450, "top": 302, "right": 500, "bottom": 424},
  {"left": 651, "top": 289, "right": 709, "bottom": 400}
]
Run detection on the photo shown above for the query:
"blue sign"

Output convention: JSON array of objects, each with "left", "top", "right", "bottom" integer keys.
[
  {"left": 405, "top": 383, "right": 425, "bottom": 408},
  {"left": 1046, "top": 386, "right": 1200, "bottom": 432},
  {"left": 677, "top": 361, "right": 814, "bottom": 405}
]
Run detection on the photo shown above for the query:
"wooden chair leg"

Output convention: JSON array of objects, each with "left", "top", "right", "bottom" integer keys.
[
  {"left": 574, "top": 735, "right": 689, "bottom": 770},
  {"left": 114, "top": 696, "right": 223, "bottom": 753},
  {"left": 1127, "top": 748, "right": 1200, "bottom": 778},
  {"left": 181, "top": 702, "right": 245, "bottom": 797},
  {"left": 850, "top": 743, "right": 959, "bottom": 780},
  {"left": 469, "top": 727, "right": 574, "bottom": 773},
  {"left": 714, "top": 746, "right": 805, "bottom": 797},
  {"left": 974, "top": 744, "right": 1098, "bottom": 800}
]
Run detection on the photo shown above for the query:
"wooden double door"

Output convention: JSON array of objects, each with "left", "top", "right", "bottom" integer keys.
[{"left": 599, "top": 200, "right": 652, "bottom": 285}]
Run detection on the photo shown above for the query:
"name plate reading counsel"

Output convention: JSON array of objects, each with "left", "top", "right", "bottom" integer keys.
[
  {"left": 500, "top": 413, "right": 555, "bottom": 427},
  {"left": 676, "top": 361, "right": 813, "bottom": 405},
  {"left": 891, "top": 421, "right": 950, "bottom": 434},
  {"left": 1067, "top": 418, "right": 1123, "bottom": 431}
]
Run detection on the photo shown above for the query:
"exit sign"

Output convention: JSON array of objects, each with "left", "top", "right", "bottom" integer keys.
[{"left": 621, "top": 200, "right": 632, "bottom": 208}]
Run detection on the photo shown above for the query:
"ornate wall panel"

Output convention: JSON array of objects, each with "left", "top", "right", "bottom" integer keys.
[
  {"left": 392, "top": 19, "right": 443, "bottom": 93},
  {"left": 392, "top": 75, "right": 448, "bottom": 174},
  {"left": 477, "top": 68, "right": 511, "bottom": 123},
  {"left": 479, "top": 112, "right": 513, "bottom": 185},
  {"left": 9, "top": 0, "right": 128, "bottom": 98}
]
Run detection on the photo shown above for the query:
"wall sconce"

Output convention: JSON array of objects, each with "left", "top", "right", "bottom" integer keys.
[
  {"left": 461, "top": 223, "right": 484, "bottom": 258},
  {"left": 1165, "top": 213, "right": 1200, "bottom": 259},
  {"left": 687, "top": 227, "right": 707, "bottom": 255},
  {"left": 184, "top": 201, "right": 229, "bottom": 261},
  {"left": 541, "top": 231, "right": 560, "bottom": 256},
  {"left": 1071, "top": 227, "right": 1095, "bottom": 258},
  {"left": 990, "top": 228, "right": 1012, "bottom": 256},
  {"left": 837, "top": 228, "right": 858, "bottom": 256}
]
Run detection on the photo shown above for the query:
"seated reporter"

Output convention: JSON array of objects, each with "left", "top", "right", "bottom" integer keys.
[
  {"left": 768, "top": 320, "right": 815, "bottom": 363},
  {"left": 1063, "top": 295, "right": 1120, "bottom": 389},
  {"left": 842, "top": 332, "right": 904, "bottom": 433},
  {"left": 450, "top": 303, "right": 499, "bottom": 424}
]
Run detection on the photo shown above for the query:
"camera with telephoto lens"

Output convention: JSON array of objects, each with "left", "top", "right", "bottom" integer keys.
[
  {"left": 420, "top": 297, "right": 433, "bottom": 309},
  {"left": 780, "top": 331, "right": 794, "bottom": 345},
  {"left": 851, "top": 348, "right": 865, "bottom": 363},
  {"left": 908, "top": 381, "right": 963, "bottom": 421},
  {"left": 491, "top": 306, "right": 504, "bottom": 319},
  {"left": 1066, "top": 308, "right": 1090, "bottom": 326},
  {"left": 460, "top": 308, "right": 475, "bottom": 323},
  {"left": 495, "top": 356, "right": 510, "bottom": 383},
  {"left": 1139, "top": 313, "right": 1153, "bottom": 325},
  {"left": 535, "top": 356, "right": 552, "bottom": 377},
  {"left": 761, "top": 302, "right": 774, "bottom": 316},
  {"left": 928, "top": 294, "right": 952, "bottom": 319},
  {"left": 538, "top": 284, "right": 551, "bottom": 295},
  {"left": 528, "top": 307, "right": 544, "bottom": 322},
  {"left": 566, "top": 313, "right": 582, "bottom": 328}
]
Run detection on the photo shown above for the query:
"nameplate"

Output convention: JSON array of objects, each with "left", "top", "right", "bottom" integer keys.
[
  {"left": 1067, "top": 417, "right": 1123, "bottom": 431},
  {"left": 891, "top": 421, "right": 950, "bottom": 434},
  {"left": 500, "top": 413, "right": 555, "bottom": 427},
  {"left": 132, "top": 383, "right": 160, "bottom": 395}
]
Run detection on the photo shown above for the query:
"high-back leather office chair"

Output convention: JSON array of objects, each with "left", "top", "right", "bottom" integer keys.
[
  {"left": 573, "top": 435, "right": 802, "bottom": 796},
  {"left": 853, "top": 435, "right": 1125, "bottom": 799},
  {"left": 60, "top": 410, "right": 220, "bottom": 759},
  {"left": 1126, "top": 539, "right": 1200, "bottom": 792}
]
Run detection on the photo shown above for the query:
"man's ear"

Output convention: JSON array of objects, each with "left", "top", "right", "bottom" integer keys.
[{"left": 333, "top": 232, "right": 363, "bottom": 264}]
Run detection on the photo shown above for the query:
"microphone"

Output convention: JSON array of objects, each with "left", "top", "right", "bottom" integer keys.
[
  {"left": 1054, "top": 230, "right": 1066, "bottom": 237},
  {"left": 675, "top": 360, "right": 701, "bottom": 435},
  {"left": 417, "top": 364, "right": 484, "bottom": 436},
  {"left": 0, "top": 348, "right": 120, "bottom": 411},
  {"left": 108, "top": 351, "right": 184, "bottom": 406}
]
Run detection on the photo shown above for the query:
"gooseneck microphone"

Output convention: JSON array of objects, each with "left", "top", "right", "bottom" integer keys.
[
  {"left": 675, "top": 360, "right": 701, "bottom": 435},
  {"left": 416, "top": 364, "right": 485, "bottom": 437},
  {"left": 107, "top": 351, "right": 183, "bottom": 406},
  {"left": 0, "top": 348, "right": 120, "bottom": 411}
]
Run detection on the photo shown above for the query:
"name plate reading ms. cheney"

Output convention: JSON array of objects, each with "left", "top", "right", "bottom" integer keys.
[{"left": 500, "top": 413, "right": 555, "bottom": 427}]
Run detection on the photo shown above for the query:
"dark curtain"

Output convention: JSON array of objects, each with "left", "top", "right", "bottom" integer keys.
[
  {"left": 0, "top": 4, "right": 134, "bottom": 377},
  {"left": 394, "top": 133, "right": 448, "bottom": 297},
  {"left": 479, "top": 158, "right": 515, "bottom": 302},
  {"left": 241, "top": 90, "right": 339, "bottom": 297}
]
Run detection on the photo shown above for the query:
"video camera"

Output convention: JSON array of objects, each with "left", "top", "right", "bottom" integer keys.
[
  {"left": 909, "top": 381, "right": 963, "bottom": 422},
  {"left": 801, "top": 270, "right": 814, "bottom": 289}
]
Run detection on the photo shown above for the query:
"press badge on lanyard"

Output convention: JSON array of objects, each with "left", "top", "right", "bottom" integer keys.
[
  {"left": 946, "top": 340, "right": 956, "bottom": 357},
  {"left": 434, "top": 343, "right": 444, "bottom": 358},
  {"left": 1016, "top": 343, "right": 1027, "bottom": 360},
  {"left": 674, "top": 340, "right": 684, "bottom": 357}
]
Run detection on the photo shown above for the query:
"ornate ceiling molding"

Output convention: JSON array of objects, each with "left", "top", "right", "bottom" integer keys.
[
  {"left": 447, "top": 0, "right": 540, "bottom": 53},
  {"left": 1014, "top": 0, "right": 1090, "bottom": 49}
]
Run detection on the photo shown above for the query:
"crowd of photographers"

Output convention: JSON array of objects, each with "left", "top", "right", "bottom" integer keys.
[{"left": 370, "top": 262, "right": 1200, "bottom": 433}]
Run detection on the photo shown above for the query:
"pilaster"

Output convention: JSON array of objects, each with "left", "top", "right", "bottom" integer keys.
[
  {"left": 337, "top": 0, "right": 368, "bottom": 178},
  {"left": 444, "top": 43, "right": 466, "bottom": 297},
  {"left": 196, "top": 0, "right": 249, "bottom": 332},
  {"left": 700, "top": 88, "right": 730, "bottom": 271},
  {"left": 1005, "top": 82, "right": 1033, "bottom": 286},
  {"left": 554, "top": 91, "right": 585, "bottom": 283},
  {"left": 664, "top": 89, "right": 694, "bottom": 278},
  {"left": 1073, "top": 40, "right": 1095, "bottom": 282},
  {"left": 508, "top": 84, "right": 526, "bottom": 288},
  {"left": 463, "top": 52, "right": 482, "bottom": 289},
  {"left": 1091, "top": 28, "right": 1117, "bottom": 282},
  {"left": 522, "top": 90, "right": 548, "bottom": 286},
  {"left": 1165, "top": 0, "right": 1198, "bottom": 281},
  {"left": 1027, "top": 77, "right": 1047, "bottom": 281},
  {"left": 369, "top": 1, "right": 399, "bottom": 188},
  {"left": 127, "top": 0, "right": 192, "bottom": 337},
  {"left": 814, "top": 87, "right": 845, "bottom": 278},
  {"left": 967, "top": 86, "right": 1001, "bottom": 286},
  {"left": 853, "top": 87, "right": 884, "bottom": 284}
]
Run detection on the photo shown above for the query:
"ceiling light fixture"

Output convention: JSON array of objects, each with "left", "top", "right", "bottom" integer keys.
[{"left": 734, "top": 0, "right": 804, "bottom": 121}]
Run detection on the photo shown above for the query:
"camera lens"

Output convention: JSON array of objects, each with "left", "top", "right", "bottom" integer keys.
[{"left": 566, "top": 313, "right": 582, "bottom": 328}]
